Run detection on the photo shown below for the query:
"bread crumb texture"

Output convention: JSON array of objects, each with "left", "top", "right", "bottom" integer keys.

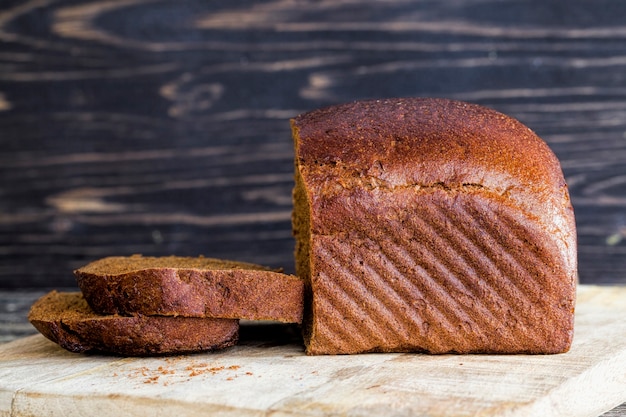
[{"left": 76, "top": 255, "right": 274, "bottom": 275}]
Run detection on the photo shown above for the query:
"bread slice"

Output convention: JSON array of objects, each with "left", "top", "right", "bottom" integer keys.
[
  {"left": 75, "top": 255, "right": 304, "bottom": 323},
  {"left": 28, "top": 291, "right": 238, "bottom": 356},
  {"left": 291, "top": 97, "right": 577, "bottom": 355}
]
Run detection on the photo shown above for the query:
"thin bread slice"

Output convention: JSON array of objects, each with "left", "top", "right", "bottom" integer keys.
[
  {"left": 28, "top": 291, "right": 239, "bottom": 356},
  {"left": 75, "top": 255, "right": 304, "bottom": 323}
]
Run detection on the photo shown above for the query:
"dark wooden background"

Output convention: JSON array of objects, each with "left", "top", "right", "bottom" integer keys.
[{"left": 1, "top": 0, "right": 626, "bottom": 289}]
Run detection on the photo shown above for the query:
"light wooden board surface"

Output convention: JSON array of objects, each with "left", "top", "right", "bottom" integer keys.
[{"left": 1, "top": 285, "right": 625, "bottom": 417}]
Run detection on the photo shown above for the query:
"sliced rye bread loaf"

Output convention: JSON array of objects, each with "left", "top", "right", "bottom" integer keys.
[
  {"left": 28, "top": 291, "right": 239, "bottom": 356},
  {"left": 291, "top": 97, "right": 577, "bottom": 355},
  {"left": 75, "top": 255, "right": 304, "bottom": 323}
]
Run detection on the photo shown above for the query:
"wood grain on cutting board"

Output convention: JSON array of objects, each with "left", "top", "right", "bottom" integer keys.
[{"left": 1, "top": 285, "right": 625, "bottom": 417}]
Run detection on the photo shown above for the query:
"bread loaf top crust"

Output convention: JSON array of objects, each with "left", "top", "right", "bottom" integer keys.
[{"left": 292, "top": 97, "right": 560, "bottom": 192}]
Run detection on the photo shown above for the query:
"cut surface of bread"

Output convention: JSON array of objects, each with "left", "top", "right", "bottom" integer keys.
[
  {"left": 291, "top": 97, "right": 577, "bottom": 355},
  {"left": 28, "top": 291, "right": 239, "bottom": 356},
  {"left": 75, "top": 255, "right": 304, "bottom": 323}
]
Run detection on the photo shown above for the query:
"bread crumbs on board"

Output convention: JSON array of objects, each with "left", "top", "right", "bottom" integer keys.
[{"left": 116, "top": 358, "right": 251, "bottom": 386}]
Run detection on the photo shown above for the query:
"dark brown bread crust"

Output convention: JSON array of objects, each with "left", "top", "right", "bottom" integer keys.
[
  {"left": 28, "top": 291, "right": 239, "bottom": 356},
  {"left": 75, "top": 255, "right": 304, "bottom": 323},
  {"left": 292, "top": 97, "right": 577, "bottom": 355}
]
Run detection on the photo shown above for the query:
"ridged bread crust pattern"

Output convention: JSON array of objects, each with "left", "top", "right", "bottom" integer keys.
[{"left": 291, "top": 98, "right": 577, "bottom": 355}]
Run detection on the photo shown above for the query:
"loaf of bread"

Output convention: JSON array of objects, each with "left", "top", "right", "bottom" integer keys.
[
  {"left": 291, "top": 98, "right": 577, "bottom": 355},
  {"left": 28, "top": 291, "right": 238, "bottom": 356},
  {"left": 75, "top": 255, "right": 304, "bottom": 323}
]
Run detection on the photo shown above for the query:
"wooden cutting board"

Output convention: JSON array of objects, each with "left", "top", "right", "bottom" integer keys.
[{"left": 1, "top": 284, "right": 625, "bottom": 417}]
